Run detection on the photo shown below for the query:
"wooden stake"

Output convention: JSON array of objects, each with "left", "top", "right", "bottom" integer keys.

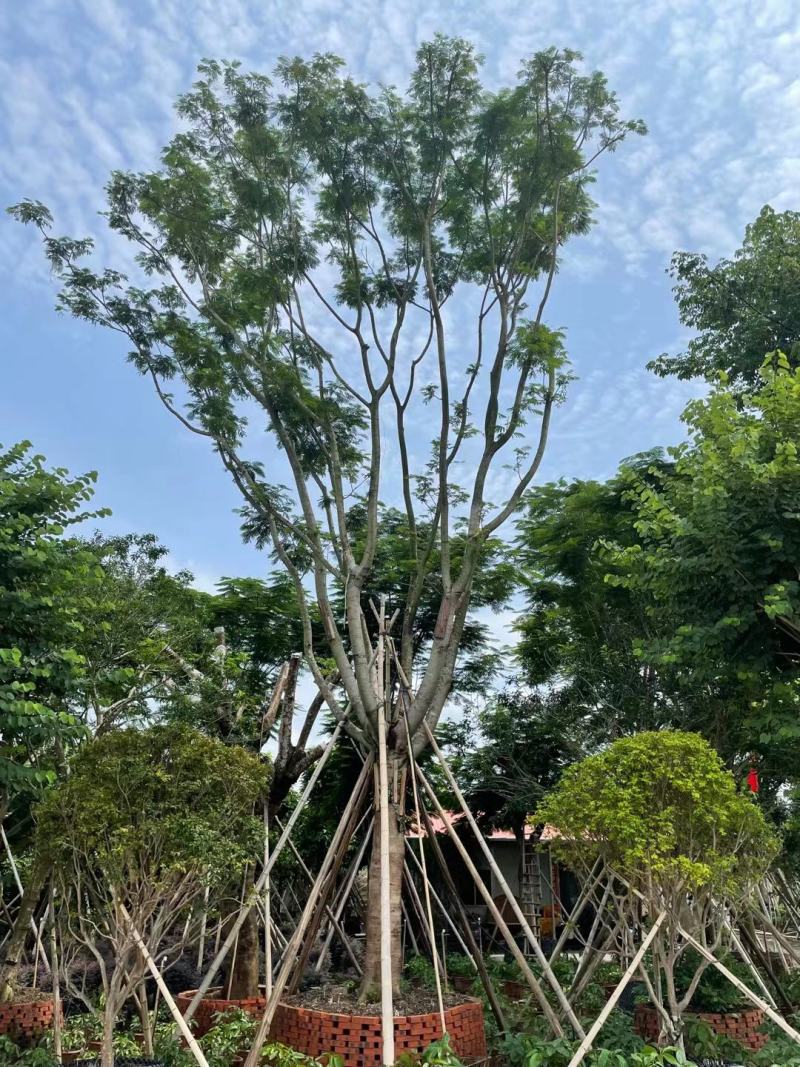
[
  {"left": 116, "top": 898, "right": 210, "bottom": 1067},
  {"left": 376, "top": 596, "right": 395, "bottom": 1067},
  {"left": 264, "top": 804, "right": 272, "bottom": 997},
  {"left": 185, "top": 715, "right": 348, "bottom": 1021},
  {"left": 416, "top": 763, "right": 565, "bottom": 1036},
  {"left": 243, "top": 758, "right": 373, "bottom": 1067},
  {"left": 567, "top": 912, "right": 667, "bottom": 1067},
  {"left": 423, "top": 724, "right": 585, "bottom": 1037}
]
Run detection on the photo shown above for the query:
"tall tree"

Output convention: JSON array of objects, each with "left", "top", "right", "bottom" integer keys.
[
  {"left": 11, "top": 39, "right": 643, "bottom": 996},
  {"left": 607, "top": 355, "right": 800, "bottom": 787},
  {"left": 649, "top": 205, "right": 800, "bottom": 388},
  {"left": 515, "top": 455, "right": 676, "bottom": 743}
]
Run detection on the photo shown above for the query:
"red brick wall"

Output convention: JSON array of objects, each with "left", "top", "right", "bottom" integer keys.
[
  {"left": 634, "top": 1003, "right": 767, "bottom": 1050},
  {"left": 271, "top": 999, "right": 487, "bottom": 1066},
  {"left": 175, "top": 988, "right": 267, "bottom": 1037},
  {"left": 0, "top": 997, "right": 59, "bottom": 1043}
]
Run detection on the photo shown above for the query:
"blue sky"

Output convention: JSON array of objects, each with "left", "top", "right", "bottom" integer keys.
[{"left": 1, "top": 0, "right": 799, "bottom": 596}]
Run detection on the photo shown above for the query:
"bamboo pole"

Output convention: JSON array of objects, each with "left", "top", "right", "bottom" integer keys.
[
  {"left": 0, "top": 826, "right": 50, "bottom": 972},
  {"left": 315, "top": 821, "right": 373, "bottom": 972},
  {"left": 264, "top": 804, "right": 272, "bottom": 997},
  {"left": 185, "top": 715, "right": 348, "bottom": 1020},
  {"left": 48, "top": 884, "right": 61, "bottom": 1063},
  {"left": 275, "top": 819, "right": 362, "bottom": 975},
  {"left": 243, "top": 757, "right": 373, "bottom": 1067},
  {"left": 404, "top": 841, "right": 472, "bottom": 959},
  {"left": 567, "top": 912, "right": 667, "bottom": 1067},
  {"left": 680, "top": 927, "right": 800, "bottom": 1046},
  {"left": 404, "top": 708, "right": 445, "bottom": 1032},
  {"left": 116, "top": 898, "right": 210, "bottom": 1067},
  {"left": 376, "top": 597, "right": 395, "bottom": 1067},
  {"left": 416, "top": 762, "right": 565, "bottom": 1036},
  {"left": 416, "top": 800, "right": 507, "bottom": 1035},
  {"left": 197, "top": 884, "right": 209, "bottom": 972},
  {"left": 423, "top": 725, "right": 585, "bottom": 1037}
]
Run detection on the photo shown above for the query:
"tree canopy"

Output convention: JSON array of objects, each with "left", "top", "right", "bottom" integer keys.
[
  {"left": 649, "top": 205, "right": 800, "bottom": 388},
  {"left": 10, "top": 38, "right": 644, "bottom": 756}
]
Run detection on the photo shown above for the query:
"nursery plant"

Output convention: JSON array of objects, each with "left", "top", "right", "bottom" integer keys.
[
  {"left": 34, "top": 724, "right": 269, "bottom": 1067},
  {"left": 11, "top": 35, "right": 643, "bottom": 1001},
  {"left": 537, "top": 729, "right": 779, "bottom": 1044}
]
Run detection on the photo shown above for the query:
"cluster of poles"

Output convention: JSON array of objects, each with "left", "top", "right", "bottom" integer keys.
[{"left": 6, "top": 608, "right": 800, "bottom": 1066}]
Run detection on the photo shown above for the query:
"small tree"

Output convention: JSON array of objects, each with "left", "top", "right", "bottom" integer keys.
[
  {"left": 536, "top": 730, "right": 778, "bottom": 1043},
  {"left": 11, "top": 38, "right": 643, "bottom": 996},
  {"left": 35, "top": 725, "right": 268, "bottom": 1067}
]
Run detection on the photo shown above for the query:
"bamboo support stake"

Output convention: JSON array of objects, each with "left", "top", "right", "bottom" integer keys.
[
  {"left": 404, "top": 841, "right": 472, "bottom": 959},
  {"left": 185, "top": 715, "right": 348, "bottom": 1021},
  {"left": 423, "top": 724, "right": 585, "bottom": 1037},
  {"left": 416, "top": 800, "right": 507, "bottom": 1035},
  {"left": 567, "top": 912, "right": 667, "bottom": 1067},
  {"left": 48, "top": 884, "right": 61, "bottom": 1062},
  {"left": 315, "top": 821, "right": 373, "bottom": 972},
  {"left": 116, "top": 898, "right": 210, "bottom": 1067},
  {"left": 376, "top": 598, "right": 395, "bottom": 1067},
  {"left": 264, "top": 804, "right": 272, "bottom": 997},
  {"left": 197, "top": 885, "right": 209, "bottom": 972},
  {"left": 416, "top": 762, "right": 565, "bottom": 1036},
  {"left": 275, "top": 819, "right": 362, "bottom": 975},
  {"left": 680, "top": 927, "right": 800, "bottom": 1046},
  {"left": 1, "top": 826, "right": 50, "bottom": 972},
  {"left": 404, "top": 708, "right": 445, "bottom": 1032},
  {"left": 243, "top": 758, "right": 373, "bottom": 1067}
]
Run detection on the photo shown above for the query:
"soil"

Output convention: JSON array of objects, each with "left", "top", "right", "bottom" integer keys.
[
  {"left": 284, "top": 982, "right": 472, "bottom": 1017},
  {"left": 2, "top": 987, "right": 52, "bottom": 1004}
]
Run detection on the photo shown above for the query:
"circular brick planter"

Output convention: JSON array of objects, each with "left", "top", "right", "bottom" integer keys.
[
  {"left": 634, "top": 1003, "right": 767, "bottom": 1050},
  {"left": 0, "top": 995, "right": 59, "bottom": 1043},
  {"left": 175, "top": 987, "right": 267, "bottom": 1037},
  {"left": 271, "top": 998, "right": 487, "bottom": 1067}
]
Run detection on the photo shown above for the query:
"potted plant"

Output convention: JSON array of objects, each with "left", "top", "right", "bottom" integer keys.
[
  {"left": 537, "top": 731, "right": 778, "bottom": 1048},
  {"left": 445, "top": 954, "right": 476, "bottom": 993},
  {"left": 35, "top": 725, "right": 269, "bottom": 1067}
]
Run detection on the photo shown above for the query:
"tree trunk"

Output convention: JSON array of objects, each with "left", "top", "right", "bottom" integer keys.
[
  {"left": 359, "top": 774, "right": 405, "bottom": 1001},
  {"left": 0, "top": 857, "right": 46, "bottom": 1002},
  {"left": 225, "top": 868, "right": 260, "bottom": 999}
]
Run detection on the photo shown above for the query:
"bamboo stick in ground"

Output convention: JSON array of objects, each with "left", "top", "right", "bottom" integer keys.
[
  {"left": 375, "top": 603, "right": 395, "bottom": 1067},
  {"left": 416, "top": 800, "right": 508, "bottom": 1035},
  {"left": 185, "top": 715, "right": 349, "bottom": 1021},
  {"left": 567, "top": 912, "right": 667, "bottom": 1067},
  {"left": 48, "top": 884, "right": 61, "bottom": 1062},
  {"left": 116, "top": 898, "right": 210, "bottom": 1067},
  {"left": 423, "top": 725, "right": 586, "bottom": 1037},
  {"left": 416, "top": 762, "right": 565, "bottom": 1037},
  {"left": 242, "top": 757, "right": 373, "bottom": 1067},
  {"left": 680, "top": 927, "right": 800, "bottom": 1047}
]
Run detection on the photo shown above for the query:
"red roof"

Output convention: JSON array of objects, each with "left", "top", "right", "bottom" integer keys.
[{"left": 407, "top": 810, "right": 559, "bottom": 842}]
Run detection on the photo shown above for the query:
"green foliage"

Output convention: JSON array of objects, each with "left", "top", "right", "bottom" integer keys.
[
  {"left": 536, "top": 730, "right": 778, "bottom": 896},
  {"left": 674, "top": 949, "right": 750, "bottom": 1013},
  {"left": 681, "top": 1015, "right": 745, "bottom": 1062},
  {"left": 405, "top": 953, "right": 437, "bottom": 988},
  {"left": 200, "top": 1007, "right": 258, "bottom": 1067},
  {"left": 36, "top": 723, "right": 269, "bottom": 888},
  {"left": 445, "top": 953, "right": 475, "bottom": 978},
  {"left": 501, "top": 1033, "right": 692, "bottom": 1067},
  {"left": 650, "top": 206, "right": 800, "bottom": 387},
  {"left": 0, "top": 442, "right": 101, "bottom": 806},
  {"left": 515, "top": 453, "right": 674, "bottom": 742},
  {"left": 607, "top": 356, "right": 800, "bottom": 781},
  {"left": 0, "top": 1035, "right": 54, "bottom": 1067}
]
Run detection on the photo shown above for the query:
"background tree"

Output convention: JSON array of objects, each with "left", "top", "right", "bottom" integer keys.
[
  {"left": 514, "top": 455, "right": 676, "bottom": 744},
  {"left": 537, "top": 730, "right": 778, "bottom": 1044},
  {"left": 11, "top": 38, "right": 643, "bottom": 997},
  {"left": 649, "top": 205, "right": 800, "bottom": 388},
  {"left": 607, "top": 355, "right": 800, "bottom": 790},
  {"left": 35, "top": 725, "right": 268, "bottom": 1067}
]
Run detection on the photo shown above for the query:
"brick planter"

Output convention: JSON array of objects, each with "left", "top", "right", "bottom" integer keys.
[
  {"left": 634, "top": 1003, "right": 767, "bottom": 1050},
  {"left": 271, "top": 998, "right": 487, "bottom": 1067},
  {"left": 0, "top": 996, "right": 60, "bottom": 1043},
  {"left": 175, "top": 987, "right": 266, "bottom": 1037}
]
